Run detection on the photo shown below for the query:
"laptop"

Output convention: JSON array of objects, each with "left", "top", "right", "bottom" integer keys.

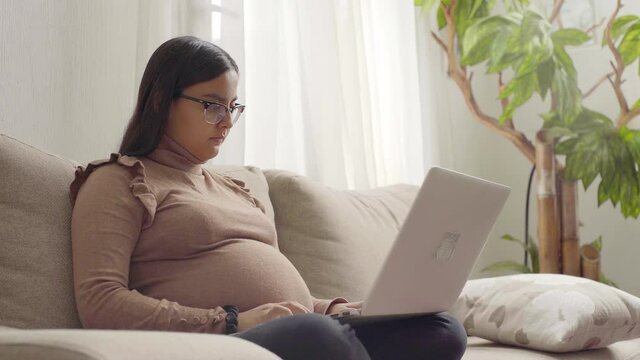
[{"left": 330, "top": 166, "right": 510, "bottom": 325}]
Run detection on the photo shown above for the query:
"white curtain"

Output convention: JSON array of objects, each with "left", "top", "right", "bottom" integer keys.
[
  {"left": 243, "top": 0, "right": 428, "bottom": 190},
  {"left": 414, "top": 5, "right": 455, "bottom": 170},
  {"left": 135, "top": 0, "right": 214, "bottom": 88}
]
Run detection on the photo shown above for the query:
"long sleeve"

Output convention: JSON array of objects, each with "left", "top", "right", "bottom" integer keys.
[
  {"left": 312, "top": 296, "right": 350, "bottom": 315},
  {"left": 71, "top": 163, "right": 228, "bottom": 333}
]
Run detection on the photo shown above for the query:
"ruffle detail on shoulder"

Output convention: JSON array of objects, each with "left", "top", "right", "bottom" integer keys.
[
  {"left": 69, "top": 153, "right": 157, "bottom": 229},
  {"left": 220, "top": 174, "right": 265, "bottom": 213}
]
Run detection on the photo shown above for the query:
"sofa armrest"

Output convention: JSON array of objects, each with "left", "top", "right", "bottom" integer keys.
[{"left": 0, "top": 328, "right": 281, "bottom": 360}]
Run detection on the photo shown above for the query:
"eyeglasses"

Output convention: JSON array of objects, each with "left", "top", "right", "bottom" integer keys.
[{"left": 178, "top": 94, "right": 246, "bottom": 125}]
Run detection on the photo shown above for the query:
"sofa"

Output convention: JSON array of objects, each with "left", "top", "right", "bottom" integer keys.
[{"left": 2, "top": 132, "right": 640, "bottom": 359}]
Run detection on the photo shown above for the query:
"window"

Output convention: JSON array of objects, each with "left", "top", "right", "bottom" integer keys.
[{"left": 211, "top": 0, "right": 222, "bottom": 44}]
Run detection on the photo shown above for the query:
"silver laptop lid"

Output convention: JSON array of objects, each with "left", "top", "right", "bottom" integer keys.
[{"left": 361, "top": 166, "right": 511, "bottom": 316}]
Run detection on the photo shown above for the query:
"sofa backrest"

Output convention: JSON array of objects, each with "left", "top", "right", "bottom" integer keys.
[
  {"left": 0, "top": 133, "right": 418, "bottom": 329},
  {"left": 0, "top": 134, "right": 83, "bottom": 328},
  {"left": 264, "top": 169, "right": 418, "bottom": 301},
  {"left": 0, "top": 134, "right": 274, "bottom": 329}
]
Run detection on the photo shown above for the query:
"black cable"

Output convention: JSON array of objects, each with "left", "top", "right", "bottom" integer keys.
[{"left": 525, "top": 165, "right": 536, "bottom": 268}]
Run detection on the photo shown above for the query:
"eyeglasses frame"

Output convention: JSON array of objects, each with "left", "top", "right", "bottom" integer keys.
[{"left": 178, "top": 94, "right": 246, "bottom": 125}]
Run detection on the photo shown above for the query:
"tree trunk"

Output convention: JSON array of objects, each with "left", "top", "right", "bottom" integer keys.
[
  {"left": 580, "top": 244, "right": 601, "bottom": 281},
  {"left": 560, "top": 179, "right": 581, "bottom": 276},
  {"left": 535, "top": 130, "right": 561, "bottom": 273}
]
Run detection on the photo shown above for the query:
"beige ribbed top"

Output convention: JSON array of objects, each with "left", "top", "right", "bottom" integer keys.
[{"left": 69, "top": 133, "right": 346, "bottom": 333}]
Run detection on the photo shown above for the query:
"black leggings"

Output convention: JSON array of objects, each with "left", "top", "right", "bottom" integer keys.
[{"left": 230, "top": 312, "right": 467, "bottom": 360}]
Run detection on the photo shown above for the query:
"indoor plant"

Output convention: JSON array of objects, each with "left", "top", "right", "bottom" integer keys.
[{"left": 416, "top": 0, "right": 639, "bottom": 280}]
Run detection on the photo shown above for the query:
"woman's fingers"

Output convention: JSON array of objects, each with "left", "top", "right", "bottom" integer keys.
[
  {"left": 348, "top": 301, "right": 364, "bottom": 308},
  {"left": 278, "top": 301, "right": 312, "bottom": 314}
]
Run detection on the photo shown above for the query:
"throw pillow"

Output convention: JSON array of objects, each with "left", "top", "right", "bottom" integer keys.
[{"left": 450, "top": 274, "right": 640, "bottom": 352}]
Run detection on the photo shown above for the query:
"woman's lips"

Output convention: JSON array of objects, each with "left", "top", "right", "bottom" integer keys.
[{"left": 210, "top": 136, "right": 225, "bottom": 144}]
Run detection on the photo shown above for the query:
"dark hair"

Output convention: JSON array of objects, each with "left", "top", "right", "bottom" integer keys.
[{"left": 118, "top": 36, "right": 238, "bottom": 156}]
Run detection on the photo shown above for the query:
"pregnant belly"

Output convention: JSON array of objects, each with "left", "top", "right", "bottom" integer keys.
[{"left": 129, "top": 239, "right": 314, "bottom": 312}]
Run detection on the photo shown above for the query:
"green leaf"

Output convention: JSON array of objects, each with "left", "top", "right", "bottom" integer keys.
[
  {"left": 519, "top": 10, "right": 550, "bottom": 44},
  {"left": 516, "top": 44, "right": 553, "bottom": 79},
  {"left": 537, "top": 58, "right": 555, "bottom": 99},
  {"left": 437, "top": 5, "right": 447, "bottom": 30},
  {"left": 461, "top": 16, "right": 518, "bottom": 66},
  {"left": 499, "top": 72, "right": 537, "bottom": 123},
  {"left": 501, "top": 234, "right": 519, "bottom": 241},
  {"left": 487, "top": 52, "right": 523, "bottom": 73},
  {"left": 569, "top": 108, "right": 613, "bottom": 134},
  {"left": 621, "top": 126, "right": 640, "bottom": 162},
  {"left": 453, "top": 0, "right": 491, "bottom": 47},
  {"left": 551, "top": 68, "right": 582, "bottom": 124},
  {"left": 555, "top": 108, "right": 640, "bottom": 219},
  {"left": 598, "top": 181, "right": 609, "bottom": 206},
  {"left": 603, "top": 15, "right": 640, "bottom": 46},
  {"left": 581, "top": 128, "right": 640, "bottom": 218},
  {"left": 541, "top": 111, "right": 562, "bottom": 128},
  {"left": 632, "top": 98, "right": 640, "bottom": 111},
  {"left": 496, "top": 234, "right": 539, "bottom": 273},
  {"left": 618, "top": 22, "right": 640, "bottom": 65},
  {"left": 552, "top": 28, "right": 591, "bottom": 47},
  {"left": 501, "top": 234, "right": 525, "bottom": 246},
  {"left": 527, "top": 238, "right": 540, "bottom": 273},
  {"left": 504, "top": 0, "right": 528, "bottom": 12},
  {"left": 545, "top": 126, "right": 573, "bottom": 138},
  {"left": 600, "top": 273, "right": 619, "bottom": 288},
  {"left": 590, "top": 235, "right": 603, "bottom": 253},
  {"left": 556, "top": 137, "right": 578, "bottom": 155},
  {"left": 581, "top": 161, "right": 599, "bottom": 189},
  {"left": 485, "top": 13, "right": 525, "bottom": 73},
  {"left": 482, "top": 261, "right": 533, "bottom": 274},
  {"left": 553, "top": 43, "right": 577, "bottom": 79},
  {"left": 470, "top": 0, "right": 484, "bottom": 18}
]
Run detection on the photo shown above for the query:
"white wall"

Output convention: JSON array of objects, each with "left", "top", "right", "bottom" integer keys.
[
  {"left": 0, "top": 1, "right": 139, "bottom": 163},
  {"left": 426, "top": 3, "right": 640, "bottom": 296},
  {"left": 0, "top": 0, "right": 216, "bottom": 164}
]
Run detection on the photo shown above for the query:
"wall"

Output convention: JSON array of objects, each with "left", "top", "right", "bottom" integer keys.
[
  {"left": 425, "top": 2, "right": 640, "bottom": 296},
  {"left": 0, "top": 1, "right": 139, "bottom": 163},
  {"left": 0, "top": 0, "right": 216, "bottom": 164}
]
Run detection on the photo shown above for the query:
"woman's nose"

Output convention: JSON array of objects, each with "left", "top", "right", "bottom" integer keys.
[{"left": 218, "top": 112, "right": 234, "bottom": 129}]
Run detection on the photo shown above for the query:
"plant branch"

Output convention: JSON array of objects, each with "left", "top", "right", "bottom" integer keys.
[
  {"left": 585, "top": 17, "right": 606, "bottom": 35},
  {"left": 629, "top": 107, "right": 640, "bottom": 123},
  {"left": 603, "top": 0, "right": 633, "bottom": 128},
  {"left": 431, "top": 31, "right": 447, "bottom": 53},
  {"left": 434, "top": 0, "right": 535, "bottom": 164},
  {"left": 549, "top": 0, "right": 565, "bottom": 25},
  {"left": 499, "top": 72, "right": 515, "bottom": 130},
  {"left": 583, "top": 71, "right": 616, "bottom": 99}
]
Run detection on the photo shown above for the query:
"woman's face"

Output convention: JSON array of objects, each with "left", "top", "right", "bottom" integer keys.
[{"left": 165, "top": 70, "right": 239, "bottom": 161}]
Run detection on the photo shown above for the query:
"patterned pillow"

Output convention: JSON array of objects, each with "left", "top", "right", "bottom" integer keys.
[{"left": 450, "top": 274, "right": 640, "bottom": 353}]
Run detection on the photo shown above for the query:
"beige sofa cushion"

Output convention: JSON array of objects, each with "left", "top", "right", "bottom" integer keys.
[
  {"left": 0, "top": 134, "right": 82, "bottom": 328},
  {"left": 0, "top": 327, "right": 281, "bottom": 360},
  {"left": 263, "top": 169, "right": 418, "bottom": 301}
]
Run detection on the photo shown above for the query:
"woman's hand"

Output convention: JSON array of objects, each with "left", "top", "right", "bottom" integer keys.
[
  {"left": 327, "top": 301, "right": 364, "bottom": 315},
  {"left": 236, "top": 301, "right": 312, "bottom": 332}
]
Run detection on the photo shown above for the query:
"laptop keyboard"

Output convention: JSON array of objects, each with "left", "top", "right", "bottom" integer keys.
[{"left": 330, "top": 308, "right": 361, "bottom": 318}]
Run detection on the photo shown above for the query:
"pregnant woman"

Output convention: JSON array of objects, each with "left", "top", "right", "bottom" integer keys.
[{"left": 69, "top": 35, "right": 466, "bottom": 360}]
